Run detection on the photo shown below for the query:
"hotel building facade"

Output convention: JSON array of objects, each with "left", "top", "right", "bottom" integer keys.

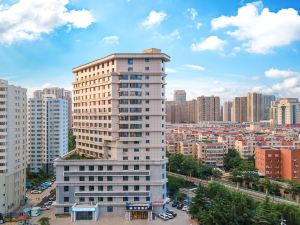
[{"left": 54, "top": 48, "right": 169, "bottom": 221}]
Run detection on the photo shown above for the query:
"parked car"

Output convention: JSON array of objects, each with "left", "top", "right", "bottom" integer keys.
[
  {"left": 166, "top": 209, "right": 177, "bottom": 217},
  {"left": 30, "top": 190, "right": 42, "bottom": 194},
  {"left": 176, "top": 203, "right": 184, "bottom": 209},
  {"left": 166, "top": 197, "right": 171, "bottom": 204},
  {"left": 158, "top": 213, "right": 169, "bottom": 221},
  {"left": 165, "top": 212, "right": 174, "bottom": 219},
  {"left": 49, "top": 197, "right": 56, "bottom": 201},
  {"left": 182, "top": 205, "right": 189, "bottom": 211},
  {"left": 171, "top": 201, "right": 178, "bottom": 207},
  {"left": 40, "top": 205, "right": 50, "bottom": 210}
]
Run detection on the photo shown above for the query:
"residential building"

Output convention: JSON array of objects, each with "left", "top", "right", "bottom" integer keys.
[
  {"left": 34, "top": 87, "right": 72, "bottom": 130},
  {"left": 232, "top": 97, "right": 247, "bottom": 123},
  {"left": 255, "top": 146, "right": 300, "bottom": 180},
  {"left": 27, "top": 94, "right": 68, "bottom": 174},
  {"left": 0, "top": 80, "right": 27, "bottom": 213},
  {"left": 223, "top": 101, "right": 232, "bottom": 122},
  {"left": 54, "top": 48, "right": 169, "bottom": 221},
  {"left": 166, "top": 101, "right": 188, "bottom": 124},
  {"left": 195, "top": 96, "right": 220, "bottom": 122},
  {"left": 270, "top": 98, "right": 300, "bottom": 125},
  {"left": 194, "top": 142, "right": 227, "bottom": 167},
  {"left": 261, "top": 95, "right": 275, "bottom": 120},
  {"left": 246, "top": 92, "right": 262, "bottom": 122},
  {"left": 173, "top": 90, "right": 186, "bottom": 102}
]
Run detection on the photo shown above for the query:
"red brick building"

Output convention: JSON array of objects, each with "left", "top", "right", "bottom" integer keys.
[{"left": 255, "top": 147, "right": 300, "bottom": 180}]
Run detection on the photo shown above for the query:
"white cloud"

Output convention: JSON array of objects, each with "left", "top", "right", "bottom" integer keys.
[
  {"left": 155, "top": 29, "right": 181, "bottom": 41},
  {"left": 187, "top": 8, "right": 198, "bottom": 21},
  {"left": 196, "top": 22, "right": 202, "bottom": 29},
  {"left": 251, "top": 76, "right": 260, "bottom": 80},
  {"left": 191, "top": 36, "right": 226, "bottom": 52},
  {"left": 101, "top": 35, "right": 119, "bottom": 45},
  {"left": 265, "top": 68, "right": 300, "bottom": 78},
  {"left": 142, "top": 10, "right": 167, "bottom": 28},
  {"left": 211, "top": 1, "right": 300, "bottom": 54},
  {"left": 0, "top": 0, "right": 94, "bottom": 44},
  {"left": 181, "top": 64, "right": 205, "bottom": 71},
  {"left": 165, "top": 67, "right": 177, "bottom": 74}
]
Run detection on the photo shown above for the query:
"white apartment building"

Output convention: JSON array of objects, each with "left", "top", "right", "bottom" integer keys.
[
  {"left": 33, "top": 87, "right": 72, "bottom": 130},
  {"left": 0, "top": 80, "right": 27, "bottom": 213},
  {"left": 270, "top": 98, "right": 300, "bottom": 125},
  {"left": 194, "top": 142, "right": 227, "bottom": 167},
  {"left": 27, "top": 94, "right": 68, "bottom": 174},
  {"left": 54, "top": 48, "right": 169, "bottom": 221}
]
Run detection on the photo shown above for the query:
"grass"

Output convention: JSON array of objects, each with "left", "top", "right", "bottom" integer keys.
[{"left": 65, "top": 153, "right": 95, "bottom": 160}]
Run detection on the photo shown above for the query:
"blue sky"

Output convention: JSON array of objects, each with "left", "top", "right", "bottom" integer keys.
[{"left": 0, "top": 0, "right": 300, "bottom": 101}]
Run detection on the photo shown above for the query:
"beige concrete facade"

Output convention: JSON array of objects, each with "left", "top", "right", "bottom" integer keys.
[
  {"left": 232, "top": 96, "right": 247, "bottom": 123},
  {"left": 0, "top": 79, "right": 27, "bottom": 213},
  {"left": 270, "top": 98, "right": 300, "bottom": 125},
  {"left": 246, "top": 92, "right": 262, "bottom": 122}
]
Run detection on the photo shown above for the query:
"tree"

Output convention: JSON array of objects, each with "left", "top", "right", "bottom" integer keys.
[
  {"left": 224, "top": 149, "right": 242, "bottom": 171},
  {"left": 288, "top": 181, "right": 300, "bottom": 203},
  {"left": 167, "top": 175, "right": 185, "bottom": 194},
  {"left": 38, "top": 217, "right": 50, "bottom": 225},
  {"left": 212, "top": 169, "right": 222, "bottom": 179},
  {"left": 254, "top": 198, "right": 281, "bottom": 225},
  {"left": 68, "top": 131, "right": 76, "bottom": 151}
]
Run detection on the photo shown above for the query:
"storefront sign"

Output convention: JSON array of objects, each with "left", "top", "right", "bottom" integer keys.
[
  {"left": 72, "top": 207, "right": 96, "bottom": 212},
  {"left": 126, "top": 205, "right": 152, "bottom": 211}
]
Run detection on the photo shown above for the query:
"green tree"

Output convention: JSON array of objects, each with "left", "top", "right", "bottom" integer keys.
[
  {"left": 224, "top": 149, "right": 242, "bottom": 171},
  {"left": 167, "top": 175, "right": 185, "bottom": 194},
  {"left": 254, "top": 198, "right": 281, "bottom": 225},
  {"left": 288, "top": 181, "right": 300, "bottom": 203},
  {"left": 68, "top": 131, "right": 76, "bottom": 151},
  {"left": 38, "top": 217, "right": 50, "bottom": 225}
]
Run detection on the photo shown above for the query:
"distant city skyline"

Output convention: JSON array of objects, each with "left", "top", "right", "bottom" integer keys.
[{"left": 0, "top": 0, "right": 300, "bottom": 100}]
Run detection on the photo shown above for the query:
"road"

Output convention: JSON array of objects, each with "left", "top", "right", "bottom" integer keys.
[{"left": 168, "top": 172, "right": 299, "bottom": 206}]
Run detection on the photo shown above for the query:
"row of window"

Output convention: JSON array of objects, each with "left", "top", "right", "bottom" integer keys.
[{"left": 64, "top": 164, "right": 151, "bottom": 171}]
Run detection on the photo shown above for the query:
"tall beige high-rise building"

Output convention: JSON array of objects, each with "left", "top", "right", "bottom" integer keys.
[
  {"left": 246, "top": 92, "right": 262, "bottom": 122},
  {"left": 166, "top": 101, "right": 188, "bottom": 123},
  {"left": 54, "top": 49, "right": 169, "bottom": 221},
  {"left": 232, "top": 97, "right": 247, "bottom": 122},
  {"left": 195, "top": 96, "right": 220, "bottom": 122},
  {"left": 33, "top": 87, "right": 72, "bottom": 130},
  {"left": 0, "top": 80, "right": 27, "bottom": 213},
  {"left": 223, "top": 101, "right": 232, "bottom": 121},
  {"left": 270, "top": 98, "right": 300, "bottom": 125},
  {"left": 188, "top": 99, "right": 197, "bottom": 123}
]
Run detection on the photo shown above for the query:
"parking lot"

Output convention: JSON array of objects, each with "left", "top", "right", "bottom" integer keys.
[{"left": 28, "top": 205, "right": 197, "bottom": 225}]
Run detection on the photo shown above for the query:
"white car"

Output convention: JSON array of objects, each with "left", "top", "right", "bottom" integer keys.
[
  {"left": 40, "top": 205, "right": 50, "bottom": 210},
  {"left": 30, "top": 190, "right": 42, "bottom": 194},
  {"left": 182, "top": 205, "right": 189, "bottom": 211},
  {"left": 158, "top": 213, "right": 169, "bottom": 221}
]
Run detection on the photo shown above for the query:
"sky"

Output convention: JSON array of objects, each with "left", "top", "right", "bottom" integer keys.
[{"left": 0, "top": 0, "right": 300, "bottom": 102}]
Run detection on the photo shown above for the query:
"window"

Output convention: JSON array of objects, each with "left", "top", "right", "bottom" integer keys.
[
  {"left": 107, "top": 165, "right": 113, "bottom": 171},
  {"left": 146, "top": 165, "right": 150, "bottom": 170},
  {"left": 79, "top": 186, "right": 85, "bottom": 191},
  {"left": 134, "top": 185, "right": 139, "bottom": 191},
  {"left": 64, "top": 197, "right": 69, "bottom": 202},
  {"left": 64, "top": 186, "right": 69, "bottom": 192},
  {"left": 146, "top": 185, "right": 150, "bottom": 191},
  {"left": 123, "top": 197, "right": 128, "bottom": 202},
  {"left": 79, "top": 166, "right": 85, "bottom": 171},
  {"left": 123, "top": 186, "right": 129, "bottom": 191},
  {"left": 98, "top": 176, "right": 103, "bottom": 181},
  {"left": 64, "top": 176, "right": 69, "bottom": 181},
  {"left": 134, "top": 148, "right": 139, "bottom": 152},
  {"left": 145, "top": 67, "right": 149, "bottom": 71},
  {"left": 107, "top": 186, "right": 113, "bottom": 191},
  {"left": 134, "top": 165, "right": 139, "bottom": 170},
  {"left": 98, "top": 166, "right": 103, "bottom": 171},
  {"left": 146, "top": 156, "right": 150, "bottom": 160},
  {"left": 134, "top": 197, "right": 140, "bottom": 201},
  {"left": 123, "top": 165, "right": 128, "bottom": 170},
  {"left": 107, "top": 176, "right": 113, "bottom": 181},
  {"left": 128, "top": 67, "right": 133, "bottom": 72},
  {"left": 64, "top": 207, "right": 69, "bottom": 213},
  {"left": 107, "top": 197, "right": 113, "bottom": 202},
  {"left": 145, "top": 58, "right": 150, "bottom": 62},
  {"left": 107, "top": 206, "right": 113, "bottom": 212},
  {"left": 145, "top": 75, "right": 149, "bottom": 80},
  {"left": 98, "top": 197, "right": 103, "bottom": 201},
  {"left": 79, "top": 197, "right": 85, "bottom": 202},
  {"left": 123, "top": 176, "right": 128, "bottom": 181},
  {"left": 128, "top": 59, "right": 133, "bottom": 65},
  {"left": 88, "top": 176, "right": 94, "bottom": 181},
  {"left": 89, "top": 186, "right": 94, "bottom": 191},
  {"left": 146, "top": 197, "right": 150, "bottom": 201},
  {"left": 64, "top": 166, "right": 69, "bottom": 171},
  {"left": 98, "top": 186, "right": 103, "bottom": 191},
  {"left": 89, "top": 166, "right": 94, "bottom": 171},
  {"left": 89, "top": 197, "right": 94, "bottom": 202},
  {"left": 134, "top": 176, "right": 139, "bottom": 181},
  {"left": 146, "top": 176, "right": 150, "bottom": 181}
]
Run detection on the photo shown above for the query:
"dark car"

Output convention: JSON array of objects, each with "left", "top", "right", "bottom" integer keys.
[
  {"left": 177, "top": 203, "right": 184, "bottom": 209},
  {"left": 166, "top": 209, "right": 177, "bottom": 217},
  {"left": 171, "top": 201, "right": 178, "bottom": 207}
]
